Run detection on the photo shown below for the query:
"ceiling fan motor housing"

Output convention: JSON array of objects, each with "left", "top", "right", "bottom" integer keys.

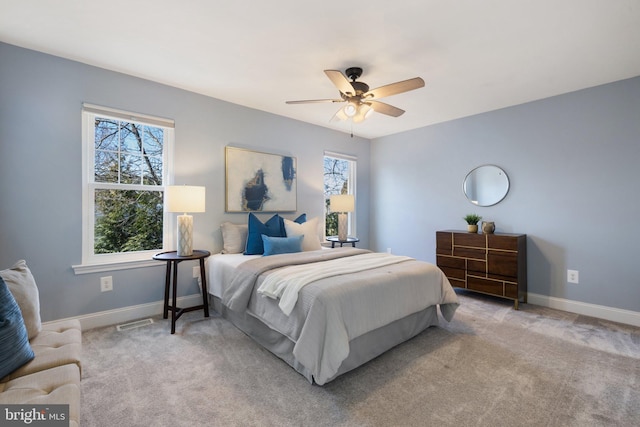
[
  {"left": 350, "top": 81, "right": 369, "bottom": 95},
  {"left": 345, "top": 67, "right": 369, "bottom": 95}
]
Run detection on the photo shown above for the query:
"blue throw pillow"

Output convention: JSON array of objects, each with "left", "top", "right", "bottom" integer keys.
[
  {"left": 244, "top": 213, "right": 286, "bottom": 255},
  {"left": 0, "top": 276, "right": 35, "bottom": 379},
  {"left": 294, "top": 213, "right": 306, "bottom": 224},
  {"left": 262, "top": 235, "right": 304, "bottom": 256}
]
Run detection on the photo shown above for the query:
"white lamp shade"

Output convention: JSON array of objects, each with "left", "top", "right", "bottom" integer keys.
[
  {"left": 165, "top": 185, "right": 206, "bottom": 213},
  {"left": 330, "top": 194, "right": 355, "bottom": 213}
]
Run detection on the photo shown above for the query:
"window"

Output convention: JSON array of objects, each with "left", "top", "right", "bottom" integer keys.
[
  {"left": 76, "top": 104, "right": 174, "bottom": 273},
  {"left": 323, "top": 152, "right": 356, "bottom": 237}
]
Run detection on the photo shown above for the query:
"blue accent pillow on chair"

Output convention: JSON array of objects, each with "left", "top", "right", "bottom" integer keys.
[
  {"left": 244, "top": 213, "right": 286, "bottom": 255},
  {"left": 0, "top": 276, "right": 35, "bottom": 379},
  {"left": 262, "top": 235, "right": 304, "bottom": 256}
]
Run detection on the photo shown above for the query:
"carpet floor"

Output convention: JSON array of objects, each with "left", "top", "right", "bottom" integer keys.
[{"left": 80, "top": 291, "right": 640, "bottom": 426}]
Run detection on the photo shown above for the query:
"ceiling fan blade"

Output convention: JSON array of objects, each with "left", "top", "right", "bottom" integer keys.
[
  {"left": 286, "top": 98, "right": 344, "bottom": 104},
  {"left": 364, "top": 77, "right": 425, "bottom": 99},
  {"left": 368, "top": 101, "right": 405, "bottom": 117},
  {"left": 324, "top": 70, "right": 356, "bottom": 96}
]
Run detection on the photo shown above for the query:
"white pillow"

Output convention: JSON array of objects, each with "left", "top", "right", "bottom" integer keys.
[
  {"left": 0, "top": 260, "right": 42, "bottom": 340},
  {"left": 220, "top": 222, "right": 248, "bottom": 254},
  {"left": 284, "top": 217, "right": 321, "bottom": 251}
]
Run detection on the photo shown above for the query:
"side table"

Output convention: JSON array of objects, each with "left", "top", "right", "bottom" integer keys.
[
  {"left": 326, "top": 236, "right": 360, "bottom": 248},
  {"left": 153, "top": 250, "right": 211, "bottom": 334}
]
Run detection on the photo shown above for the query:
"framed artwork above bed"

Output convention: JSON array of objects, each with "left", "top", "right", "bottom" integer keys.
[{"left": 225, "top": 146, "right": 297, "bottom": 212}]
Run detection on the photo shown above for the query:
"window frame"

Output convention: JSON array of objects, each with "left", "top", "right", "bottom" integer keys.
[
  {"left": 74, "top": 104, "right": 175, "bottom": 274},
  {"left": 323, "top": 151, "right": 357, "bottom": 238}
]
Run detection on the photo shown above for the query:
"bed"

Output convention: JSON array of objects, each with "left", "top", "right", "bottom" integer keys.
[{"left": 207, "top": 245, "right": 459, "bottom": 385}]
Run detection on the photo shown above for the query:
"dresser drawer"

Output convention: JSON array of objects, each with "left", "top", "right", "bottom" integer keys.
[
  {"left": 453, "top": 246, "right": 486, "bottom": 260},
  {"left": 436, "top": 232, "right": 453, "bottom": 254},
  {"left": 468, "top": 276, "right": 504, "bottom": 296},
  {"left": 440, "top": 266, "right": 466, "bottom": 281},
  {"left": 488, "top": 234, "right": 519, "bottom": 250},
  {"left": 504, "top": 284, "right": 518, "bottom": 299},
  {"left": 488, "top": 252, "right": 518, "bottom": 277},
  {"left": 436, "top": 255, "right": 465, "bottom": 269},
  {"left": 467, "top": 259, "right": 487, "bottom": 274},
  {"left": 454, "top": 233, "right": 486, "bottom": 248}
]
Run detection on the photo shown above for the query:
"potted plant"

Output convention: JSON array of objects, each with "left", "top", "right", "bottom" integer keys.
[{"left": 463, "top": 214, "right": 482, "bottom": 233}]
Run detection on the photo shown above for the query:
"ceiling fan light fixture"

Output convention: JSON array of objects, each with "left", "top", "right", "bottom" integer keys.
[
  {"left": 343, "top": 102, "right": 358, "bottom": 117},
  {"left": 352, "top": 104, "right": 372, "bottom": 123}
]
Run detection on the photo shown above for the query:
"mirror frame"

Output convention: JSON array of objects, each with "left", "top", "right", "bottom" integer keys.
[{"left": 463, "top": 164, "right": 510, "bottom": 207}]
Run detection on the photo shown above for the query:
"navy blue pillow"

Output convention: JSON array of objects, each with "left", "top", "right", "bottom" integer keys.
[
  {"left": 293, "top": 213, "right": 306, "bottom": 224},
  {"left": 262, "top": 235, "right": 304, "bottom": 256},
  {"left": 244, "top": 213, "right": 286, "bottom": 255},
  {"left": 0, "top": 276, "right": 35, "bottom": 379}
]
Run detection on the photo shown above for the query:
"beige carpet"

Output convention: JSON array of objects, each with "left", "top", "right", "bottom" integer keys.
[{"left": 80, "top": 291, "right": 640, "bottom": 426}]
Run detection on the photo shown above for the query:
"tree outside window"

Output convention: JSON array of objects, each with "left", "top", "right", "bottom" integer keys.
[{"left": 93, "top": 118, "right": 165, "bottom": 254}]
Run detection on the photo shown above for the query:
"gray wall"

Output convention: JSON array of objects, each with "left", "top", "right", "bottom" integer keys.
[
  {"left": 370, "top": 76, "right": 640, "bottom": 312},
  {"left": 0, "top": 43, "right": 370, "bottom": 321}
]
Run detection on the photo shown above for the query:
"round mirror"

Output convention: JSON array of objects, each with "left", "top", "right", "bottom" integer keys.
[{"left": 463, "top": 165, "right": 510, "bottom": 206}]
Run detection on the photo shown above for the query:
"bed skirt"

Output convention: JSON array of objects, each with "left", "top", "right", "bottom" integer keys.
[{"left": 211, "top": 296, "right": 440, "bottom": 385}]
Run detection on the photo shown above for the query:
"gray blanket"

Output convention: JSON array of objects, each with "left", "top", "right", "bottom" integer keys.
[{"left": 221, "top": 248, "right": 459, "bottom": 385}]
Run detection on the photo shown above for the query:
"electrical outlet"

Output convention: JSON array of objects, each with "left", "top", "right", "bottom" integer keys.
[
  {"left": 567, "top": 270, "right": 579, "bottom": 284},
  {"left": 100, "top": 276, "right": 113, "bottom": 292},
  {"left": 192, "top": 266, "right": 200, "bottom": 279}
]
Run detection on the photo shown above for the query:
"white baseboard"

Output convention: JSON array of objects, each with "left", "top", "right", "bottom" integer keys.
[
  {"left": 43, "top": 294, "right": 205, "bottom": 331},
  {"left": 527, "top": 293, "right": 640, "bottom": 327}
]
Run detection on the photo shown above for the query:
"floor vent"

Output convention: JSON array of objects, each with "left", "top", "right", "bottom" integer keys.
[{"left": 116, "top": 318, "right": 154, "bottom": 332}]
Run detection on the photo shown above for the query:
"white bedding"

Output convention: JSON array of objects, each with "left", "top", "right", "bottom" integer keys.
[
  {"left": 207, "top": 248, "right": 331, "bottom": 298},
  {"left": 257, "top": 252, "right": 413, "bottom": 315},
  {"left": 207, "top": 253, "right": 259, "bottom": 298}
]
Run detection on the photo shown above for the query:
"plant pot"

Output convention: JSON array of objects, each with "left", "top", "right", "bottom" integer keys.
[{"left": 467, "top": 224, "right": 478, "bottom": 233}]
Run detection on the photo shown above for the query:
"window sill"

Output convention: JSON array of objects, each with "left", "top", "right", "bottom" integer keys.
[{"left": 72, "top": 259, "right": 163, "bottom": 275}]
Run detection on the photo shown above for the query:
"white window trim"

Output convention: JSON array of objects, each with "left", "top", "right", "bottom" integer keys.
[
  {"left": 73, "top": 104, "right": 175, "bottom": 274},
  {"left": 324, "top": 151, "right": 357, "bottom": 237}
]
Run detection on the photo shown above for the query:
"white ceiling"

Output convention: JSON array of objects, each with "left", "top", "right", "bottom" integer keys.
[{"left": 2, "top": 0, "right": 639, "bottom": 139}]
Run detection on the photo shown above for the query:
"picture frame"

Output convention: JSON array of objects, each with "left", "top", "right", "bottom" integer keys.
[{"left": 225, "top": 146, "right": 297, "bottom": 212}]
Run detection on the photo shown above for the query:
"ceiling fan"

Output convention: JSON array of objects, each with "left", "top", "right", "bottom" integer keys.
[{"left": 286, "top": 67, "right": 425, "bottom": 123}]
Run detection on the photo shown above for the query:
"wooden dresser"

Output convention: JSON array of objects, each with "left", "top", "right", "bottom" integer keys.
[{"left": 436, "top": 230, "right": 527, "bottom": 309}]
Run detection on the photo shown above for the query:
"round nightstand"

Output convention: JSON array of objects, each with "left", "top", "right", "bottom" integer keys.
[
  {"left": 153, "top": 250, "right": 211, "bottom": 334},
  {"left": 326, "top": 236, "right": 359, "bottom": 248}
]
